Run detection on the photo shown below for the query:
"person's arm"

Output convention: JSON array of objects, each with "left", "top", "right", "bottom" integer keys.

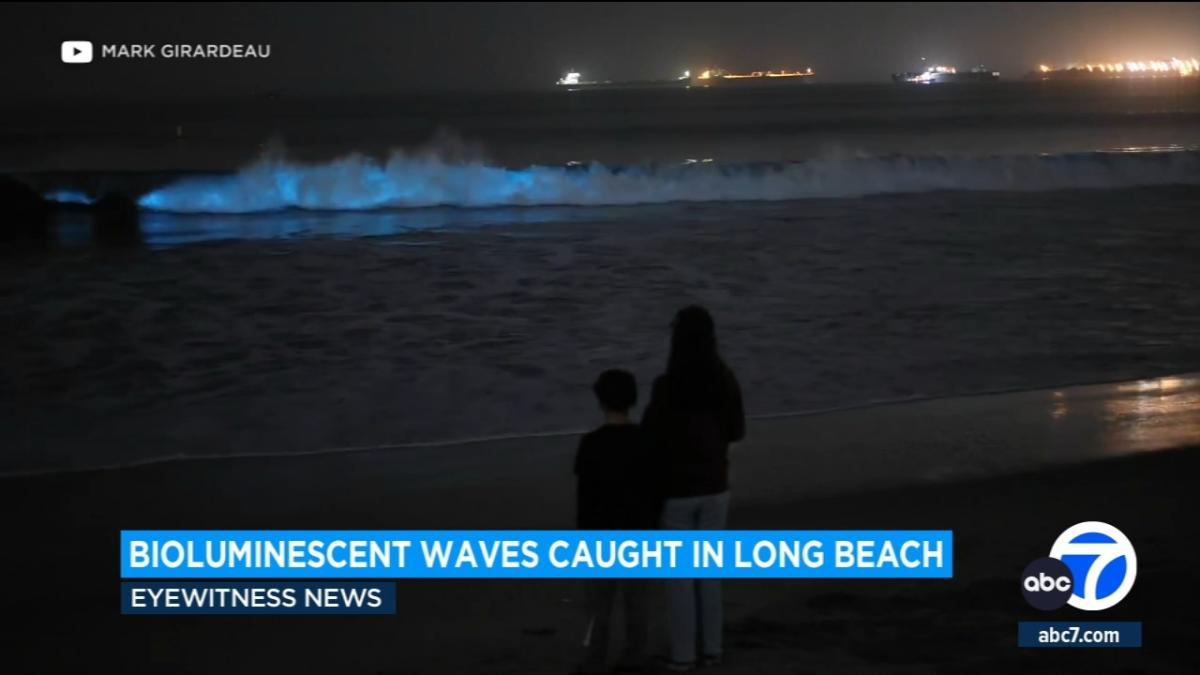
[
  {"left": 726, "top": 369, "right": 746, "bottom": 443},
  {"left": 640, "top": 376, "right": 669, "bottom": 505},
  {"left": 640, "top": 376, "right": 665, "bottom": 431},
  {"left": 574, "top": 434, "right": 587, "bottom": 475}
]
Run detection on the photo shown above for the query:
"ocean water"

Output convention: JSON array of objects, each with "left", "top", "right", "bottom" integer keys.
[
  {"left": 5, "top": 80, "right": 1200, "bottom": 170},
  {"left": 2, "top": 81, "right": 1200, "bottom": 472},
  {"left": 15, "top": 81, "right": 1200, "bottom": 229}
]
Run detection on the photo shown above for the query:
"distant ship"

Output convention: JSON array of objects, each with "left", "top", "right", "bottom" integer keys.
[
  {"left": 892, "top": 65, "right": 1000, "bottom": 84},
  {"left": 689, "top": 67, "right": 815, "bottom": 87},
  {"left": 554, "top": 71, "right": 690, "bottom": 91},
  {"left": 554, "top": 67, "right": 815, "bottom": 91},
  {"left": 1028, "top": 59, "right": 1199, "bottom": 80}
]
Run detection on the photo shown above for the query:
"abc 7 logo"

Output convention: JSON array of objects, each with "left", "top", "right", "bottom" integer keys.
[{"left": 1022, "top": 521, "right": 1137, "bottom": 611}]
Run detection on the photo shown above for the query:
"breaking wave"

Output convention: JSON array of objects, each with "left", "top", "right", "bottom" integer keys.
[{"left": 102, "top": 149, "right": 1200, "bottom": 213}]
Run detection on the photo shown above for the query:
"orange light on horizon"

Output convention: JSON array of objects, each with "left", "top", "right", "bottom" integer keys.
[
  {"left": 1036, "top": 58, "right": 1198, "bottom": 77},
  {"left": 693, "top": 67, "right": 815, "bottom": 81}
]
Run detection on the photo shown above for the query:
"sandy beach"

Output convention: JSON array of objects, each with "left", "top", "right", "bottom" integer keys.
[{"left": 4, "top": 376, "right": 1198, "bottom": 673}]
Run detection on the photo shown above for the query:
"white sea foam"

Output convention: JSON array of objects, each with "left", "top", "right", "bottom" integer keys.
[{"left": 112, "top": 149, "right": 1200, "bottom": 214}]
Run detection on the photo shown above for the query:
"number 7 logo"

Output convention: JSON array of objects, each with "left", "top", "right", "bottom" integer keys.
[{"left": 1049, "top": 521, "right": 1137, "bottom": 611}]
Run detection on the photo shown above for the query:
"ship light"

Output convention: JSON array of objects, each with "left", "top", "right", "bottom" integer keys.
[{"left": 557, "top": 71, "right": 581, "bottom": 85}]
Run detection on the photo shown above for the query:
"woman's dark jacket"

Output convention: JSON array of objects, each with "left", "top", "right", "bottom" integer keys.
[{"left": 642, "top": 364, "right": 745, "bottom": 498}]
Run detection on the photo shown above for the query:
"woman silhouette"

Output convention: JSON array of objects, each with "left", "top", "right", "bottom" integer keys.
[{"left": 642, "top": 305, "right": 745, "bottom": 670}]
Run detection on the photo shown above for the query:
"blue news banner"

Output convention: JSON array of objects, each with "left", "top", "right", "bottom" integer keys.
[{"left": 120, "top": 530, "right": 953, "bottom": 614}]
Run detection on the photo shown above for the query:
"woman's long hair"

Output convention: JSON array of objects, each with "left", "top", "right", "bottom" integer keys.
[{"left": 666, "top": 305, "right": 726, "bottom": 408}]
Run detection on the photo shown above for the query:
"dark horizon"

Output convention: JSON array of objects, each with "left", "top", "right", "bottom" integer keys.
[{"left": 2, "top": 2, "right": 1198, "bottom": 103}]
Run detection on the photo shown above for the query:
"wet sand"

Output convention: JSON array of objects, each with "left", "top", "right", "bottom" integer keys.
[{"left": 4, "top": 376, "right": 1198, "bottom": 673}]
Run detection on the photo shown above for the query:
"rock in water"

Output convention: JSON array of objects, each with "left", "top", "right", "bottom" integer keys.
[
  {"left": 93, "top": 192, "right": 143, "bottom": 246},
  {"left": 0, "top": 176, "right": 51, "bottom": 244}
]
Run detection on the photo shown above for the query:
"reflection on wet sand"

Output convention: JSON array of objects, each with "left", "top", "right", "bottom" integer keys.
[
  {"left": 1103, "top": 375, "right": 1200, "bottom": 453},
  {"left": 1047, "top": 375, "right": 1200, "bottom": 454},
  {"left": 1050, "top": 390, "right": 1069, "bottom": 420},
  {"left": 741, "top": 373, "right": 1200, "bottom": 501}
]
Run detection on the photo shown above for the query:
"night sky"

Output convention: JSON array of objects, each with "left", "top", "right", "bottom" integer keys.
[{"left": 3, "top": 2, "right": 1199, "bottom": 101}]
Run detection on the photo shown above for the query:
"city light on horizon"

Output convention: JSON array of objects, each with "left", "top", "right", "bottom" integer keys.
[{"left": 1036, "top": 58, "right": 1199, "bottom": 77}]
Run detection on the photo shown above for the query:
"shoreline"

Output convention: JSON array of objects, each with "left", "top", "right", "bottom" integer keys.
[{"left": 3, "top": 371, "right": 1196, "bottom": 490}]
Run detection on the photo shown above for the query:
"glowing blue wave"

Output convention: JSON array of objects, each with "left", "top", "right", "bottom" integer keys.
[
  {"left": 43, "top": 189, "right": 96, "bottom": 205},
  {"left": 56, "top": 150, "right": 1200, "bottom": 214}
]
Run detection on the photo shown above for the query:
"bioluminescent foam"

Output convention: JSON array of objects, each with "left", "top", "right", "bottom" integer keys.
[
  {"left": 42, "top": 189, "right": 96, "bottom": 206},
  {"left": 45, "top": 150, "right": 1200, "bottom": 214}
]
